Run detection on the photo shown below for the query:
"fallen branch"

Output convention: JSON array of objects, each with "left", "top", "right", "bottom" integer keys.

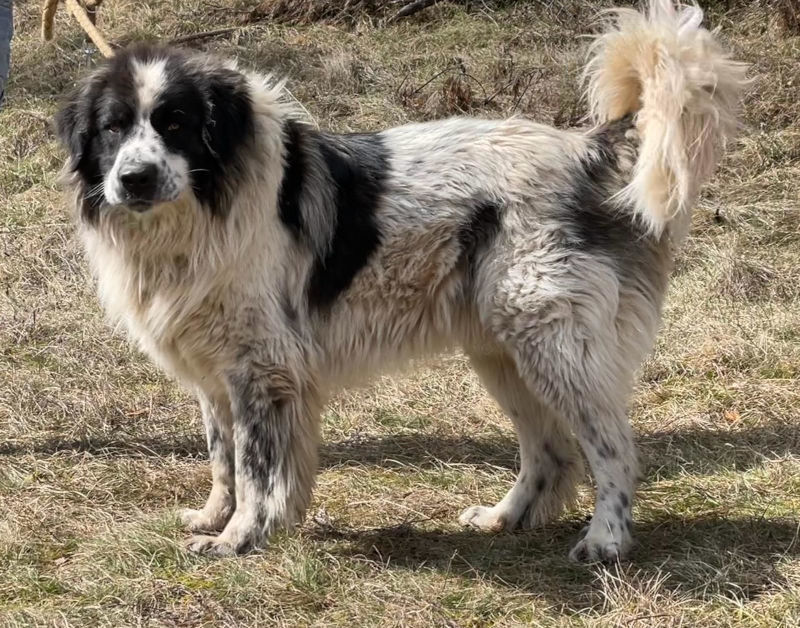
[
  {"left": 387, "top": 0, "right": 441, "bottom": 24},
  {"left": 168, "top": 26, "right": 242, "bottom": 46},
  {"left": 42, "top": 0, "right": 115, "bottom": 58}
]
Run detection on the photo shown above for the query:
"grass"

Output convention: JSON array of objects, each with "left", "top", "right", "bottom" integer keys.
[{"left": 1, "top": 0, "right": 799, "bottom": 625}]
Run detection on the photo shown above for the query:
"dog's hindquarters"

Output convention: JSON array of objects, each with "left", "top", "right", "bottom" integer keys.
[
  {"left": 471, "top": 207, "right": 664, "bottom": 561},
  {"left": 460, "top": 0, "right": 746, "bottom": 562}
]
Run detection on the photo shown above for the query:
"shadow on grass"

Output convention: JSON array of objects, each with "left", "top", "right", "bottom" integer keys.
[
  {"left": 2, "top": 422, "right": 798, "bottom": 482},
  {"left": 309, "top": 514, "right": 800, "bottom": 607},
  {"left": 0, "top": 433, "right": 208, "bottom": 459},
  {"left": 3, "top": 428, "right": 798, "bottom": 607},
  {"left": 320, "top": 424, "right": 800, "bottom": 481}
]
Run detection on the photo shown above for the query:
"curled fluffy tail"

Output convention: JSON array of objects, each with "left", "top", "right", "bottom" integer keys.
[{"left": 584, "top": 0, "right": 748, "bottom": 238}]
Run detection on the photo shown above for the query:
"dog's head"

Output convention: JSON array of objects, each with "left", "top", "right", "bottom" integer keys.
[{"left": 55, "top": 45, "right": 254, "bottom": 221}]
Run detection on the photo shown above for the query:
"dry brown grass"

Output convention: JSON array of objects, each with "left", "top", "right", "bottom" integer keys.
[
  {"left": 2, "top": 1, "right": 800, "bottom": 626},
  {"left": 243, "top": 0, "right": 392, "bottom": 25}
]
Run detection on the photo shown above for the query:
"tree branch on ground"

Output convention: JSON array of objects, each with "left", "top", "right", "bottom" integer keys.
[{"left": 387, "top": 0, "right": 441, "bottom": 24}]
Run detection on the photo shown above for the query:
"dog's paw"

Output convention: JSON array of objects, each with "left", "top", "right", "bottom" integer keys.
[
  {"left": 185, "top": 534, "right": 237, "bottom": 557},
  {"left": 179, "top": 508, "right": 227, "bottom": 533},
  {"left": 458, "top": 505, "right": 509, "bottom": 533},
  {"left": 568, "top": 527, "right": 629, "bottom": 564}
]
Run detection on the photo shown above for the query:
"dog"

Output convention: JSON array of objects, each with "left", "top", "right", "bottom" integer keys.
[{"left": 54, "top": 0, "right": 746, "bottom": 561}]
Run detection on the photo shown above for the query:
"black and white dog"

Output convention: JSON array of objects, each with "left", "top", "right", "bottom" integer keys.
[{"left": 55, "top": 0, "right": 745, "bottom": 561}]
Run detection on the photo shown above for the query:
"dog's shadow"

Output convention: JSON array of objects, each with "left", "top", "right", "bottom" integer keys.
[
  {"left": 319, "top": 425, "right": 800, "bottom": 606},
  {"left": 7, "top": 422, "right": 798, "bottom": 482},
  {"left": 319, "top": 424, "right": 800, "bottom": 481},
  {"left": 306, "top": 514, "right": 800, "bottom": 607},
  {"left": 3, "top": 423, "right": 798, "bottom": 606}
]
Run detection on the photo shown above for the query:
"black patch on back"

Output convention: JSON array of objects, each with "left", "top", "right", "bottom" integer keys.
[
  {"left": 457, "top": 198, "right": 502, "bottom": 280},
  {"left": 558, "top": 116, "right": 647, "bottom": 252},
  {"left": 277, "top": 120, "right": 308, "bottom": 238},
  {"left": 306, "top": 132, "right": 389, "bottom": 311}
]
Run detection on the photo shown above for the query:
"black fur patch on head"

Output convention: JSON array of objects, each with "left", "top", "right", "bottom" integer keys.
[
  {"left": 457, "top": 198, "right": 502, "bottom": 278},
  {"left": 193, "top": 63, "right": 254, "bottom": 216},
  {"left": 55, "top": 57, "right": 138, "bottom": 223},
  {"left": 306, "top": 131, "right": 389, "bottom": 311}
]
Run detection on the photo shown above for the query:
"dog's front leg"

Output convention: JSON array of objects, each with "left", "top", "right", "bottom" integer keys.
[
  {"left": 180, "top": 391, "right": 236, "bottom": 533},
  {"left": 186, "top": 361, "right": 321, "bottom": 556}
]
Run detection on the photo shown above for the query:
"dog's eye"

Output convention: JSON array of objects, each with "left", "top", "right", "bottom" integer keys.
[
  {"left": 105, "top": 123, "right": 121, "bottom": 134},
  {"left": 167, "top": 122, "right": 181, "bottom": 132}
]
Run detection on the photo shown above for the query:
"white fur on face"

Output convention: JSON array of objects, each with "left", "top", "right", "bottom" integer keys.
[
  {"left": 104, "top": 58, "right": 190, "bottom": 208},
  {"left": 104, "top": 120, "right": 189, "bottom": 207},
  {"left": 132, "top": 58, "right": 168, "bottom": 112}
]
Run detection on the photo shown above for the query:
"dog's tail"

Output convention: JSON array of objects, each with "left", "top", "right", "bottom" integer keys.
[{"left": 584, "top": 0, "right": 748, "bottom": 238}]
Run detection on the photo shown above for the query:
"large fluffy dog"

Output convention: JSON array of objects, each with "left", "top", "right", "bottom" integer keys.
[{"left": 55, "top": 1, "right": 746, "bottom": 561}]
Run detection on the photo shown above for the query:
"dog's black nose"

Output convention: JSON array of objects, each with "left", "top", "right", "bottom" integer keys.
[{"left": 119, "top": 163, "right": 158, "bottom": 201}]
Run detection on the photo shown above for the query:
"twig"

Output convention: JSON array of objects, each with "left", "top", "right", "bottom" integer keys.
[
  {"left": 461, "top": 71, "right": 487, "bottom": 101},
  {"left": 169, "top": 26, "right": 243, "bottom": 46},
  {"left": 64, "top": 0, "right": 115, "bottom": 57},
  {"left": 400, "top": 64, "right": 456, "bottom": 99},
  {"left": 511, "top": 68, "right": 543, "bottom": 112},
  {"left": 42, "top": 0, "right": 114, "bottom": 57},
  {"left": 625, "top": 614, "right": 677, "bottom": 626},
  {"left": 387, "top": 0, "right": 441, "bottom": 24}
]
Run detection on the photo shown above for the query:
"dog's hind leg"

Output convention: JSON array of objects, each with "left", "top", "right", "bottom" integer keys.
[
  {"left": 460, "top": 351, "right": 583, "bottom": 532},
  {"left": 496, "top": 319, "right": 638, "bottom": 562},
  {"left": 512, "top": 341, "right": 637, "bottom": 563},
  {"left": 179, "top": 391, "right": 235, "bottom": 533},
  {"left": 483, "top": 255, "right": 644, "bottom": 563}
]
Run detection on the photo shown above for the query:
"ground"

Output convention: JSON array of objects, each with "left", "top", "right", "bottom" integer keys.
[{"left": 1, "top": 0, "right": 799, "bottom": 626}]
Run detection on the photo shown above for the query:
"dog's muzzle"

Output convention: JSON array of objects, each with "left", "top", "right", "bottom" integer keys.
[{"left": 118, "top": 162, "right": 160, "bottom": 210}]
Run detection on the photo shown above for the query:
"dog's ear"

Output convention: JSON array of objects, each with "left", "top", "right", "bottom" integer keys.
[
  {"left": 54, "top": 81, "right": 95, "bottom": 170},
  {"left": 54, "top": 75, "right": 107, "bottom": 222},
  {"left": 202, "top": 68, "right": 254, "bottom": 164}
]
